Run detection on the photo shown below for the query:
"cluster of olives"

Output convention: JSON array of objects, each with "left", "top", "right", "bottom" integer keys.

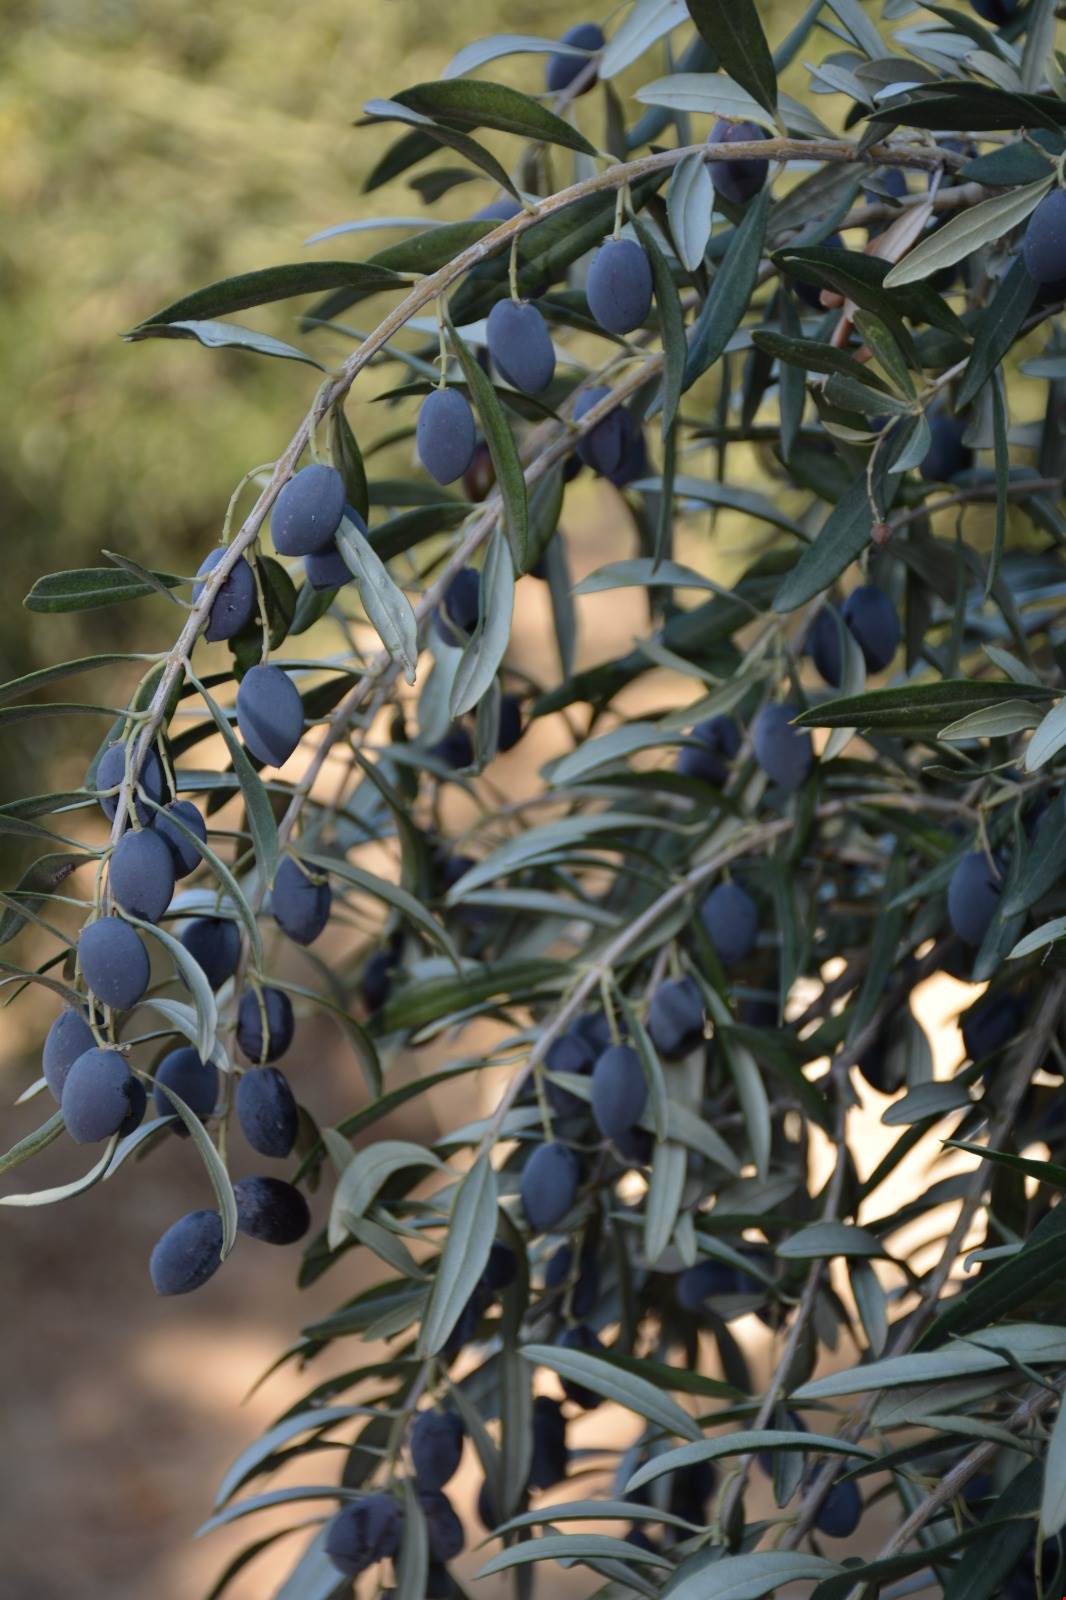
[
  {"left": 416, "top": 227, "right": 654, "bottom": 485},
  {"left": 42, "top": 461, "right": 367, "bottom": 1289},
  {"left": 325, "top": 1410, "right": 465, "bottom": 1583}
]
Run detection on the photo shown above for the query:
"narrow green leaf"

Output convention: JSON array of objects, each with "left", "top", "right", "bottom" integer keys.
[
  {"left": 442, "top": 33, "right": 592, "bottom": 79},
  {"left": 361, "top": 103, "right": 518, "bottom": 200},
  {"left": 777, "top": 1222, "right": 886, "bottom": 1259},
  {"left": 521, "top": 1343, "right": 701, "bottom": 1439},
  {"left": 574, "top": 557, "right": 747, "bottom": 601},
  {"left": 939, "top": 699, "right": 1042, "bottom": 740},
  {"left": 328, "top": 406, "right": 370, "bottom": 522},
  {"left": 1021, "top": 0, "right": 1058, "bottom": 94},
  {"left": 0, "top": 1132, "right": 118, "bottom": 1208},
  {"left": 214, "top": 1407, "right": 366, "bottom": 1508},
  {"left": 133, "top": 261, "right": 407, "bottom": 329},
  {"left": 752, "top": 330, "right": 890, "bottom": 390},
  {"left": 1024, "top": 697, "right": 1066, "bottom": 771},
  {"left": 477, "top": 1534, "right": 672, "bottom": 1578},
  {"left": 644, "top": 1139, "right": 686, "bottom": 1263},
  {"left": 336, "top": 514, "right": 419, "bottom": 682},
  {"left": 395, "top": 1480, "right": 429, "bottom": 1600},
  {"left": 635, "top": 72, "right": 775, "bottom": 128},
  {"left": 368, "top": 219, "right": 495, "bottom": 276},
  {"left": 328, "top": 1141, "right": 443, "bottom": 1248},
  {"left": 721, "top": 1026, "right": 770, "bottom": 1179},
  {"left": 0, "top": 654, "right": 148, "bottom": 708},
  {"left": 443, "top": 813, "right": 675, "bottom": 899},
  {"left": 1004, "top": 792, "right": 1066, "bottom": 915},
  {"left": 684, "top": 190, "right": 769, "bottom": 391},
  {"left": 154, "top": 1080, "right": 238, "bottom": 1257},
  {"left": 25, "top": 567, "right": 182, "bottom": 614},
  {"left": 0, "top": 1110, "right": 65, "bottom": 1177},
  {"left": 449, "top": 324, "right": 528, "bottom": 570},
  {"left": 192, "top": 674, "right": 279, "bottom": 887},
  {"left": 825, "top": 0, "right": 884, "bottom": 57},
  {"left": 450, "top": 527, "right": 514, "bottom": 717},
  {"left": 1009, "top": 915, "right": 1066, "bottom": 960},
  {"left": 492, "top": 1499, "right": 702, "bottom": 1537},
  {"left": 682, "top": 0, "right": 777, "bottom": 111},
  {"left": 957, "top": 255, "right": 1037, "bottom": 411},
  {"left": 794, "top": 677, "right": 1052, "bottom": 732},
  {"left": 634, "top": 217, "right": 685, "bottom": 439},
  {"left": 773, "top": 476, "right": 873, "bottom": 613},
  {"left": 793, "top": 1324, "right": 1066, "bottom": 1399},
  {"left": 886, "top": 178, "right": 1052, "bottom": 288},
  {"left": 392, "top": 79, "right": 598, "bottom": 157},
  {"left": 986, "top": 369, "right": 1008, "bottom": 597},
  {"left": 626, "top": 1432, "right": 873, "bottom": 1494},
  {"left": 419, "top": 1154, "right": 498, "bottom": 1355},
  {"left": 133, "top": 916, "right": 219, "bottom": 1063}
]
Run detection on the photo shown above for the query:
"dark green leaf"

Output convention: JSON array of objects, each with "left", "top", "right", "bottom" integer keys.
[
  {"left": 773, "top": 476, "right": 873, "bottom": 613},
  {"left": 956, "top": 255, "right": 1036, "bottom": 411},
  {"left": 1003, "top": 791, "right": 1066, "bottom": 913},
  {"left": 391, "top": 80, "right": 598, "bottom": 156},
  {"left": 329, "top": 407, "right": 370, "bottom": 522},
  {"left": 132, "top": 261, "right": 407, "bottom": 328},
  {"left": 752, "top": 330, "right": 890, "bottom": 390},
  {"left": 683, "top": 0, "right": 777, "bottom": 112},
  {"left": 794, "top": 677, "right": 1053, "bottom": 731},
  {"left": 921, "top": 1201, "right": 1066, "bottom": 1347},
  {"left": 361, "top": 102, "right": 518, "bottom": 200},
  {"left": 869, "top": 83, "right": 1066, "bottom": 134},
  {"left": 154, "top": 1080, "right": 238, "bottom": 1254},
  {"left": 25, "top": 567, "right": 182, "bottom": 613},
  {"left": 774, "top": 245, "right": 965, "bottom": 340},
  {"left": 367, "top": 219, "right": 495, "bottom": 276},
  {"left": 633, "top": 218, "right": 685, "bottom": 439},
  {"left": 684, "top": 190, "right": 769, "bottom": 391},
  {"left": 370, "top": 502, "right": 473, "bottom": 563},
  {"left": 448, "top": 323, "right": 528, "bottom": 570}
]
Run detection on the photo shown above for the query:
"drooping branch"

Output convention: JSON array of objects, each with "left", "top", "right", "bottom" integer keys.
[{"left": 111, "top": 130, "right": 973, "bottom": 840}]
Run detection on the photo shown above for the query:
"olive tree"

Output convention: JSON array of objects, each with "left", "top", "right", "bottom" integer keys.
[{"left": 5, "top": 0, "right": 1066, "bottom": 1594}]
